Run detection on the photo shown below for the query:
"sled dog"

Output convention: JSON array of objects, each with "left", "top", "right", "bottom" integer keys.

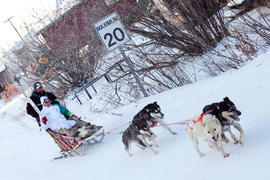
[
  {"left": 187, "top": 113, "right": 229, "bottom": 158},
  {"left": 122, "top": 121, "right": 158, "bottom": 157},
  {"left": 132, "top": 102, "right": 177, "bottom": 135},
  {"left": 203, "top": 97, "right": 244, "bottom": 145}
]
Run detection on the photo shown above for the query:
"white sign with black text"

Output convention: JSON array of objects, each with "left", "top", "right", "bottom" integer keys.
[{"left": 93, "top": 12, "right": 129, "bottom": 51}]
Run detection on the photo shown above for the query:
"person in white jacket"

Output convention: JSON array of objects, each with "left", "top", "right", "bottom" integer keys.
[{"left": 40, "top": 96, "right": 102, "bottom": 139}]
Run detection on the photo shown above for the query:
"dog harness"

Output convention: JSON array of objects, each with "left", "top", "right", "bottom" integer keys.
[
  {"left": 189, "top": 110, "right": 213, "bottom": 130},
  {"left": 144, "top": 116, "right": 157, "bottom": 128},
  {"left": 193, "top": 110, "right": 213, "bottom": 124},
  {"left": 149, "top": 120, "right": 157, "bottom": 127}
]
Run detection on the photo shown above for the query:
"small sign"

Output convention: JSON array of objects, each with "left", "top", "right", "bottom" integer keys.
[{"left": 93, "top": 12, "right": 129, "bottom": 51}]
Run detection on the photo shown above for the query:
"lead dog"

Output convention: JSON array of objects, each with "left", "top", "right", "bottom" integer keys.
[
  {"left": 203, "top": 97, "right": 244, "bottom": 145},
  {"left": 122, "top": 120, "right": 158, "bottom": 157},
  {"left": 132, "top": 102, "right": 177, "bottom": 135},
  {"left": 187, "top": 113, "right": 229, "bottom": 158}
]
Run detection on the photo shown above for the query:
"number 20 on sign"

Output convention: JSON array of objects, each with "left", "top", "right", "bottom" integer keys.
[{"left": 93, "top": 12, "right": 129, "bottom": 52}]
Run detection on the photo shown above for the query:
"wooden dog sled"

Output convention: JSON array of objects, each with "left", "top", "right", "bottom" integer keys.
[{"left": 47, "top": 128, "right": 105, "bottom": 160}]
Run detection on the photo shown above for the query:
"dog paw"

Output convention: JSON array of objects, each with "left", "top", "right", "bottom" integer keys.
[
  {"left": 222, "top": 138, "right": 230, "bottom": 143},
  {"left": 171, "top": 132, "right": 177, "bottom": 135},
  {"left": 240, "top": 141, "right": 244, "bottom": 146},
  {"left": 208, "top": 144, "right": 214, "bottom": 149},
  {"left": 199, "top": 153, "right": 205, "bottom": 158},
  {"left": 223, "top": 153, "right": 230, "bottom": 158},
  {"left": 234, "top": 140, "right": 239, "bottom": 144}
]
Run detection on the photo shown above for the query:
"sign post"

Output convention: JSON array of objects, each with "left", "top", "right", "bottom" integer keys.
[{"left": 93, "top": 12, "right": 148, "bottom": 97}]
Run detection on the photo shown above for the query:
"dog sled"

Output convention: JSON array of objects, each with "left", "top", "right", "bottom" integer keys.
[{"left": 47, "top": 128, "right": 105, "bottom": 160}]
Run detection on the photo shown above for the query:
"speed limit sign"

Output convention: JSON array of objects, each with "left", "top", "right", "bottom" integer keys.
[
  {"left": 93, "top": 12, "right": 129, "bottom": 51},
  {"left": 93, "top": 12, "right": 148, "bottom": 97}
]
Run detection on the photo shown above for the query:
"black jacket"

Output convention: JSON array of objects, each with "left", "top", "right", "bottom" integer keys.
[{"left": 26, "top": 91, "right": 59, "bottom": 120}]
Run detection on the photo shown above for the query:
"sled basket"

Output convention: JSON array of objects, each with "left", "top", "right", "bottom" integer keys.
[
  {"left": 47, "top": 128, "right": 105, "bottom": 159},
  {"left": 47, "top": 129, "right": 82, "bottom": 157}
]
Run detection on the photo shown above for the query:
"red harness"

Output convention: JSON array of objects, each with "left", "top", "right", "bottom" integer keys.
[
  {"left": 193, "top": 110, "right": 213, "bottom": 123},
  {"left": 144, "top": 116, "right": 157, "bottom": 128},
  {"left": 189, "top": 110, "right": 213, "bottom": 130},
  {"left": 150, "top": 120, "right": 158, "bottom": 127}
]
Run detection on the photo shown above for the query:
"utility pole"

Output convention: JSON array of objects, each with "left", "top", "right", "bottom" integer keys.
[{"left": 4, "top": 16, "right": 38, "bottom": 64}]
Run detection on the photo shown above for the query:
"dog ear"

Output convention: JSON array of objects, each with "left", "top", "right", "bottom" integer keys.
[
  {"left": 153, "top": 101, "right": 157, "bottom": 105},
  {"left": 223, "top": 97, "right": 230, "bottom": 101}
]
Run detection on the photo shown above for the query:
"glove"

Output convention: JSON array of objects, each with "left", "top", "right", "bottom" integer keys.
[
  {"left": 69, "top": 114, "right": 79, "bottom": 121},
  {"left": 52, "top": 99, "right": 60, "bottom": 104},
  {"left": 42, "top": 117, "right": 48, "bottom": 124},
  {"left": 36, "top": 116, "right": 41, "bottom": 127}
]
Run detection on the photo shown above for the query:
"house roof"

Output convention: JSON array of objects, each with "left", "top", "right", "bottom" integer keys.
[{"left": 36, "top": 0, "right": 91, "bottom": 36}]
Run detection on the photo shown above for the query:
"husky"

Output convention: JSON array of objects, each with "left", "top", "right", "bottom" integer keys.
[
  {"left": 122, "top": 120, "right": 158, "bottom": 157},
  {"left": 132, "top": 102, "right": 177, "bottom": 135},
  {"left": 55, "top": 117, "right": 102, "bottom": 140},
  {"left": 203, "top": 97, "right": 244, "bottom": 145},
  {"left": 187, "top": 113, "right": 229, "bottom": 158}
]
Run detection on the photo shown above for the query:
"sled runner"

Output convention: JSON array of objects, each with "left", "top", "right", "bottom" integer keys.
[{"left": 47, "top": 128, "right": 105, "bottom": 160}]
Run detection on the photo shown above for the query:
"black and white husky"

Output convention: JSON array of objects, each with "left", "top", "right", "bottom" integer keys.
[
  {"left": 122, "top": 101, "right": 176, "bottom": 156},
  {"left": 132, "top": 102, "right": 177, "bottom": 135},
  {"left": 203, "top": 97, "right": 244, "bottom": 145},
  {"left": 122, "top": 121, "right": 158, "bottom": 157}
]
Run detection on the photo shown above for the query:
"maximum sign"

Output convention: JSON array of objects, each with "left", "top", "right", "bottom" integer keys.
[{"left": 93, "top": 12, "right": 129, "bottom": 51}]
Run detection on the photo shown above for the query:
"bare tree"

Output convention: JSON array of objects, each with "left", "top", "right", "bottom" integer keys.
[
  {"left": 129, "top": 0, "right": 230, "bottom": 57},
  {"left": 5, "top": 1, "right": 109, "bottom": 98}
]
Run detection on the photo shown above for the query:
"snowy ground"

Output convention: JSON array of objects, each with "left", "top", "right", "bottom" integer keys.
[{"left": 1, "top": 48, "right": 270, "bottom": 180}]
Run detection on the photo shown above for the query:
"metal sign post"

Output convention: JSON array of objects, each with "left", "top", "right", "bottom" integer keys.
[
  {"left": 118, "top": 46, "right": 148, "bottom": 97},
  {"left": 93, "top": 12, "right": 148, "bottom": 97}
]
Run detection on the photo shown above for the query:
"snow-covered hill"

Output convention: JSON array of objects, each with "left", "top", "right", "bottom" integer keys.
[{"left": 1, "top": 49, "right": 270, "bottom": 180}]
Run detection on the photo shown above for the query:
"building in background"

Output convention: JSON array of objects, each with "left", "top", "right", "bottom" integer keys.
[{"left": 37, "top": 0, "right": 138, "bottom": 59}]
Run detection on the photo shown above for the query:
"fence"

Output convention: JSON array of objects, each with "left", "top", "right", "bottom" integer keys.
[{"left": 74, "top": 59, "right": 125, "bottom": 104}]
